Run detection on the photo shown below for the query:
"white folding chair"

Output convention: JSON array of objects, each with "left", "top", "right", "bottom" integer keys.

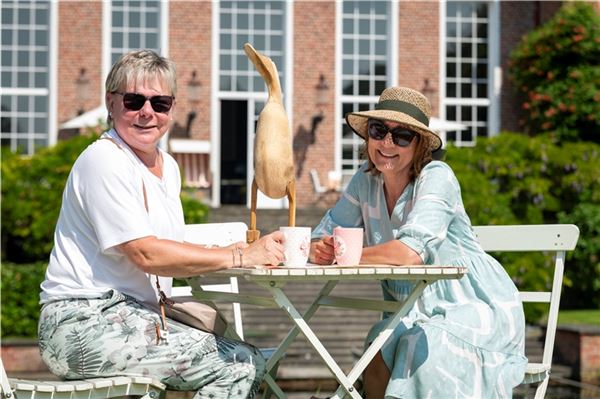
[
  {"left": 1, "top": 358, "right": 165, "bottom": 399},
  {"left": 178, "top": 222, "right": 280, "bottom": 398},
  {"left": 174, "top": 222, "right": 248, "bottom": 339},
  {"left": 473, "top": 224, "right": 580, "bottom": 399}
]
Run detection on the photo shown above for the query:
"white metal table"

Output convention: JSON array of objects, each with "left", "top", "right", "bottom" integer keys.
[{"left": 188, "top": 264, "right": 467, "bottom": 399}]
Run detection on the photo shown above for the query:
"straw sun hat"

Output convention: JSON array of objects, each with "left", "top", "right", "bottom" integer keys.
[{"left": 345, "top": 86, "right": 442, "bottom": 152}]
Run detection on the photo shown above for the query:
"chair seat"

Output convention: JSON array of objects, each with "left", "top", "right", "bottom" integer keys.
[
  {"left": 8, "top": 376, "right": 165, "bottom": 399},
  {"left": 523, "top": 362, "right": 550, "bottom": 384}
]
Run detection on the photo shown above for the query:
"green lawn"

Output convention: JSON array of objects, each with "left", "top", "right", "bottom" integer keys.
[{"left": 558, "top": 309, "right": 600, "bottom": 326}]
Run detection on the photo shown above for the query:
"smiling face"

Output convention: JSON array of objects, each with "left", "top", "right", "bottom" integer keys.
[
  {"left": 106, "top": 76, "right": 175, "bottom": 155},
  {"left": 367, "top": 119, "right": 417, "bottom": 181}
]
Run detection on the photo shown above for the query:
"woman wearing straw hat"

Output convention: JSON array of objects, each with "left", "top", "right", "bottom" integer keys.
[{"left": 309, "top": 87, "right": 527, "bottom": 398}]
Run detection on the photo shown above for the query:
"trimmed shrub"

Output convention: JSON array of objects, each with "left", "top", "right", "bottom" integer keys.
[
  {"left": 1, "top": 134, "right": 210, "bottom": 264},
  {"left": 0, "top": 262, "right": 46, "bottom": 338},
  {"left": 1, "top": 135, "right": 98, "bottom": 262},
  {"left": 446, "top": 132, "right": 600, "bottom": 319},
  {"left": 558, "top": 203, "right": 600, "bottom": 309}
]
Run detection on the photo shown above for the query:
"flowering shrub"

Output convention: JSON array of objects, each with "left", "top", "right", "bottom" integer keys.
[{"left": 509, "top": 1, "right": 600, "bottom": 143}]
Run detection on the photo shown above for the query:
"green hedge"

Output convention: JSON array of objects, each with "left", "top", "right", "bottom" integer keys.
[
  {"left": 1, "top": 262, "right": 47, "bottom": 338},
  {"left": 3, "top": 132, "right": 598, "bottom": 336},
  {"left": 1, "top": 135, "right": 98, "bottom": 262},
  {"left": 1, "top": 133, "right": 210, "bottom": 338},
  {"left": 1, "top": 134, "right": 210, "bottom": 263},
  {"left": 446, "top": 132, "right": 600, "bottom": 317}
]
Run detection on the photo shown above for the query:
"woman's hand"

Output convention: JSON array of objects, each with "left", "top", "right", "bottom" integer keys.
[
  {"left": 241, "top": 231, "right": 285, "bottom": 267},
  {"left": 309, "top": 235, "right": 335, "bottom": 265}
]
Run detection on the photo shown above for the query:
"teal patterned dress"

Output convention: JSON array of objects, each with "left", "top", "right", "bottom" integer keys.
[{"left": 312, "top": 161, "right": 527, "bottom": 398}]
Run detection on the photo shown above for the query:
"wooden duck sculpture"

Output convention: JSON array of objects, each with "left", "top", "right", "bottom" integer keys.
[{"left": 244, "top": 43, "right": 296, "bottom": 243}]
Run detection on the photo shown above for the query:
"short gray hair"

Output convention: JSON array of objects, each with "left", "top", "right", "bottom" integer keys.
[{"left": 105, "top": 49, "right": 177, "bottom": 98}]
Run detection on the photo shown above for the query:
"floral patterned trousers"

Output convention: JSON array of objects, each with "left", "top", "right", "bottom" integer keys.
[{"left": 38, "top": 290, "right": 266, "bottom": 398}]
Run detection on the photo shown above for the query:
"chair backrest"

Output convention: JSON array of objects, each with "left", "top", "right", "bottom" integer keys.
[
  {"left": 472, "top": 224, "right": 579, "bottom": 370},
  {"left": 310, "top": 169, "right": 326, "bottom": 194},
  {"left": 172, "top": 222, "right": 248, "bottom": 339}
]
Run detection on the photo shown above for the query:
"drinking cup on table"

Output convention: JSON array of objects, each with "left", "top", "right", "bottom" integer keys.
[
  {"left": 333, "top": 227, "right": 364, "bottom": 266},
  {"left": 279, "top": 226, "right": 311, "bottom": 267}
]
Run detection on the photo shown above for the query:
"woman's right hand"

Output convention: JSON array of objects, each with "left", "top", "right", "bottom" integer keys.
[
  {"left": 241, "top": 231, "right": 285, "bottom": 267},
  {"left": 309, "top": 235, "right": 335, "bottom": 265}
]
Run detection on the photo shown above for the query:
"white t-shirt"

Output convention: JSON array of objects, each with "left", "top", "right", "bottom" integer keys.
[{"left": 40, "top": 129, "right": 185, "bottom": 307}]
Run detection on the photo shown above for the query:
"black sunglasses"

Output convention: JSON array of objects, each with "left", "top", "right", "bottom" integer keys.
[
  {"left": 367, "top": 119, "right": 417, "bottom": 147},
  {"left": 113, "top": 92, "right": 174, "bottom": 113}
]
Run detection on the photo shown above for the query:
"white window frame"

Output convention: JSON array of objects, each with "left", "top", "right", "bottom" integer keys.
[
  {"left": 0, "top": 0, "right": 57, "bottom": 154},
  {"left": 211, "top": 1, "right": 292, "bottom": 208},
  {"left": 335, "top": 0, "right": 398, "bottom": 187},
  {"left": 101, "top": 0, "right": 168, "bottom": 94},
  {"left": 439, "top": 0, "right": 500, "bottom": 147}
]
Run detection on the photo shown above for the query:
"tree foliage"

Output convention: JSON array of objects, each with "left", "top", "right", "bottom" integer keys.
[{"left": 508, "top": 1, "right": 600, "bottom": 143}]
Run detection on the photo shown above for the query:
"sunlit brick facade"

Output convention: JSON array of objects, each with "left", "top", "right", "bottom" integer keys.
[{"left": 1, "top": 1, "right": 577, "bottom": 208}]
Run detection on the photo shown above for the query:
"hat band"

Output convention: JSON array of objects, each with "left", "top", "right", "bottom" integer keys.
[{"left": 375, "top": 100, "right": 429, "bottom": 126}]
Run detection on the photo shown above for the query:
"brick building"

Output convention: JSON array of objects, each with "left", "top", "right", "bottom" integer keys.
[{"left": 0, "top": 1, "right": 570, "bottom": 208}]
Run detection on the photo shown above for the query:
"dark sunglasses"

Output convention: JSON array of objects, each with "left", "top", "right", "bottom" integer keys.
[
  {"left": 113, "top": 92, "right": 174, "bottom": 113},
  {"left": 367, "top": 119, "right": 417, "bottom": 147}
]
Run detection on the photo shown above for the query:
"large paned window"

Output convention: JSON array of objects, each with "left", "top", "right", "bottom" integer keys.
[
  {"left": 1, "top": 1, "right": 51, "bottom": 154},
  {"left": 110, "top": 0, "right": 162, "bottom": 65},
  {"left": 340, "top": 1, "right": 391, "bottom": 184},
  {"left": 444, "top": 1, "right": 491, "bottom": 146},
  {"left": 219, "top": 1, "right": 286, "bottom": 93}
]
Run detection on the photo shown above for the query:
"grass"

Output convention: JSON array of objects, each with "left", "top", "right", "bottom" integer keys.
[{"left": 557, "top": 309, "right": 600, "bottom": 326}]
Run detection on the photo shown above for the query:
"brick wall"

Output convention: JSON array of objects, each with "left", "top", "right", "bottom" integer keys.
[
  {"left": 169, "top": 2, "right": 212, "bottom": 142},
  {"left": 499, "top": 1, "right": 564, "bottom": 134},
  {"left": 499, "top": 2, "right": 535, "bottom": 133},
  {"left": 554, "top": 325, "right": 600, "bottom": 384},
  {"left": 50, "top": 1, "right": 572, "bottom": 209},
  {"left": 58, "top": 2, "right": 102, "bottom": 125},
  {"left": 398, "top": 1, "right": 439, "bottom": 114},
  {"left": 2, "top": 341, "right": 47, "bottom": 373},
  {"left": 581, "top": 333, "right": 600, "bottom": 383},
  {"left": 293, "top": 1, "right": 336, "bottom": 207}
]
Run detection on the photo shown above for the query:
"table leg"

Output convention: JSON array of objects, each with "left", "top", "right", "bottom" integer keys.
[
  {"left": 267, "top": 284, "right": 362, "bottom": 399},
  {"left": 263, "top": 373, "right": 286, "bottom": 399},
  {"left": 330, "top": 280, "right": 430, "bottom": 399},
  {"left": 261, "top": 280, "right": 339, "bottom": 372}
]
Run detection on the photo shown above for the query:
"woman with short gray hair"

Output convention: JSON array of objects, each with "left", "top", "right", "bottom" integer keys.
[{"left": 38, "top": 49, "right": 284, "bottom": 398}]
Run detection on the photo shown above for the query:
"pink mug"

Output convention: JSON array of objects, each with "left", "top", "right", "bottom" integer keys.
[{"left": 333, "top": 227, "right": 364, "bottom": 266}]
